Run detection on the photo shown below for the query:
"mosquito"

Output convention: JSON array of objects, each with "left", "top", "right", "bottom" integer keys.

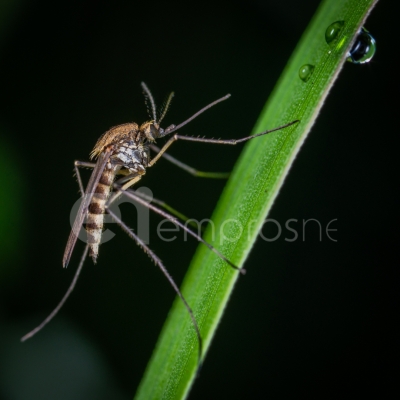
[{"left": 21, "top": 82, "right": 298, "bottom": 364}]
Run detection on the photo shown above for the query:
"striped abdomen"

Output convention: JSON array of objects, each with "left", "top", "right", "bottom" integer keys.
[{"left": 86, "top": 165, "right": 117, "bottom": 263}]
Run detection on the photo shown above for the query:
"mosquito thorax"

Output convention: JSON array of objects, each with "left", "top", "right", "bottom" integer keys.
[
  {"left": 90, "top": 122, "right": 140, "bottom": 159},
  {"left": 110, "top": 138, "right": 149, "bottom": 173}
]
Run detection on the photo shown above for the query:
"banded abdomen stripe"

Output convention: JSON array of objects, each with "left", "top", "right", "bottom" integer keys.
[{"left": 86, "top": 166, "right": 117, "bottom": 263}]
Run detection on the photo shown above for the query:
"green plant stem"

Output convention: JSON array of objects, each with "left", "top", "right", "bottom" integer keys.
[{"left": 135, "top": 0, "right": 378, "bottom": 398}]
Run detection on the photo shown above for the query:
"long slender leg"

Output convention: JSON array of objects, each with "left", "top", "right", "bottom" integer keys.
[
  {"left": 21, "top": 245, "right": 89, "bottom": 342},
  {"left": 74, "top": 161, "right": 134, "bottom": 197},
  {"left": 104, "top": 170, "right": 202, "bottom": 231},
  {"left": 107, "top": 174, "right": 143, "bottom": 208},
  {"left": 105, "top": 206, "right": 203, "bottom": 365},
  {"left": 110, "top": 185, "right": 246, "bottom": 275},
  {"left": 74, "top": 161, "right": 96, "bottom": 196},
  {"left": 75, "top": 161, "right": 132, "bottom": 175},
  {"left": 150, "top": 120, "right": 299, "bottom": 167},
  {"left": 150, "top": 144, "right": 229, "bottom": 179},
  {"left": 74, "top": 160, "right": 131, "bottom": 194},
  {"left": 75, "top": 161, "right": 96, "bottom": 169},
  {"left": 131, "top": 189, "right": 204, "bottom": 232},
  {"left": 74, "top": 160, "right": 130, "bottom": 189},
  {"left": 77, "top": 166, "right": 197, "bottom": 230}
]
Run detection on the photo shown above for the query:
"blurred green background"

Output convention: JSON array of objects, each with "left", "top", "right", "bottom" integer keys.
[{"left": 0, "top": 0, "right": 395, "bottom": 398}]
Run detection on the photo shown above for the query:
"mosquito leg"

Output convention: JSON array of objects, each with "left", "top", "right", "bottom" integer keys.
[
  {"left": 114, "top": 186, "right": 246, "bottom": 275},
  {"left": 150, "top": 120, "right": 299, "bottom": 169},
  {"left": 73, "top": 160, "right": 130, "bottom": 198},
  {"left": 21, "top": 245, "right": 89, "bottom": 342},
  {"left": 149, "top": 144, "right": 229, "bottom": 179},
  {"left": 75, "top": 161, "right": 96, "bottom": 169},
  {"left": 105, "top": 206, "right": 203, "bottom": 366},
  {"left": 107, "top": 174, "right": 143, "bottom": 208},
  {"left": 127, "top": 189, "right": 205, "bottom": 232},
  {"left": 74, "top": 161, "right": 96, "bottom": 196},
  {"left": 109, "top": 180, "right": 204, "bottom": 232},
  {"left": 171, "top": 119, "right": 298, "bottom": 145}
]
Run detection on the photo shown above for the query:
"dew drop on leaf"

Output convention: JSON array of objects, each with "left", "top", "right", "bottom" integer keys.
[
  {"left": 347, "top": 27, "right": 376, "bottom": 64},
  {"left": 325, "top": 21, "right": 345, "bottom": 44},
  {"left": 299, "top": 64, "right": 315, "bottom": 82}
]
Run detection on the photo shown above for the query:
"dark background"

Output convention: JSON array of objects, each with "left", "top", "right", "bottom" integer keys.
[{"left": 0, "top": 0, "right": 396, "bottom": 399}]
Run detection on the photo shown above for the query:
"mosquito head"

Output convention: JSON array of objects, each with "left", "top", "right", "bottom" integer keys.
[
  {"left": 141, "top": 82, "right": 230, "bottom": 139},
  {"left": 140, "top": 121, "right": 164, "bottom": 142}
]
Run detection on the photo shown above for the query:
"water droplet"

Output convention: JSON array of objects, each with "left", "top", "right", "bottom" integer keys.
[
  {"left": 299, "top": 64, "right": 315, "bottom": 82},
  {"left": 325, "top": 21, "right": 345, "bottom": 44},
  {"left": 347, "top": 27, "right": 376, "bottom": 64}
]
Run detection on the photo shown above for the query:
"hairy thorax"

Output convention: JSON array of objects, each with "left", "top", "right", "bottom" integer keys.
[{"left": 91, "top": 122, "right": 150, "bottom": 174}]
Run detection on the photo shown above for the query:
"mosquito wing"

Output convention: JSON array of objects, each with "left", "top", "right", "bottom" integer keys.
[{"left": 62, "top": 150, "right": 111, "bottom": 267}]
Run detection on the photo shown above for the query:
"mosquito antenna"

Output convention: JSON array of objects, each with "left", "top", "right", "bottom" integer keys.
[
  {"left": 115, "top": 186, "right": 246, "bottom": 275},
  {"left": 160, "top": 94, "right": 231, "bottom": 137},
  {"left": 21, "top": 245, "right": 89, "bottom": 342},
  {"left": 141, "top": 82, "right": 157, "bottom": 121},
  {"left": 158, "top": 91, "right": 174, "bottom": 125},
  {"left": 106, "top": 206, "right": 203, "bottom": 367}
]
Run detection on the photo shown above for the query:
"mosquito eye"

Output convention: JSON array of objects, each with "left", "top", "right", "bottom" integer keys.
[{"left": 148, "top": 124, "right": 160, "bottom": 139}]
